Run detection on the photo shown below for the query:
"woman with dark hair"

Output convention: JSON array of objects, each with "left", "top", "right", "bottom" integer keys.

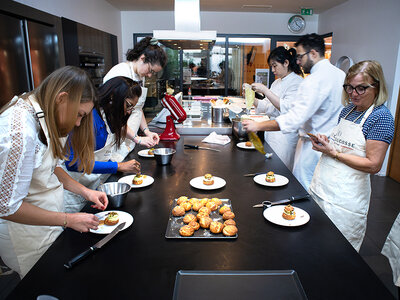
[
  {"left": 248, "top": 46, "right": 303, "bottom": 170},
  {"left": 103, "top": 37, "right": 167, "bottom": 159},
  {"left": 0, "top": 66, "right": 108, "bottom": 277},
  {"left": 64, "top": 76, "right": 142, "bottom": 213}
]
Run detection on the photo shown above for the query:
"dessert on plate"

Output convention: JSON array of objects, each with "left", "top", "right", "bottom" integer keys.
[
  {"left": 132, "top": 173, "right": 144, "bottom": 185},
  {"left": 148, "top": 148, "right": 155, "bottom": 155},
  {"left": 203, "top": 173, "right": 214, "bottom": 185},
  {"left": 104, "top": 212, "right": 119, "bottom": 226},
  {"left": 265, "top": 171, "right": 276, "bottom": 183},
  {"left": 282, "top": 204, "right": 296, "bottom": 220}
]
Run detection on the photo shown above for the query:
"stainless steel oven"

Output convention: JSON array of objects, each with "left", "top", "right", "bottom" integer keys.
[{"left": 79, "top": 52, "right": 104, "bottom": 87}]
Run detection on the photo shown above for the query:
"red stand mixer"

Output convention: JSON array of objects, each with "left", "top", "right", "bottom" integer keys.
[{"left": 159, "top": 93, "right": 187, "bottom": 141}]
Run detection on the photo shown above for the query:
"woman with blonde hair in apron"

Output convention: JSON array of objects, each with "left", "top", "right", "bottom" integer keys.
[
  {"left": 308, "top": 61, "right": 395, "bottom": 251},
  {"left": 63, "top": 77, "right": 142, "bottom": 213},
  {"left": 103, "top": 36, "right": 167, "bottom": 159},
  {"left": 0, "top": 66, "right": 108, "bottom": 277}
]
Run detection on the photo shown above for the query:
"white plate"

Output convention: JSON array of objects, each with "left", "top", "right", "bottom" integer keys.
[
  {"left": 253, "top": 174, "right": 289, "bottom": 187},
  {"left": 236, "top": 142, "right": 255, "bottom": 150},
  {"left": 118, "top": 174, "right": 154, "bottom": 188},
  {"left": 189, "top": 176, "right": 226, "bottom": 190},
  {"left": 138, "top": 149, "right": 154, "bottom": 158},
  {"left": 263, "top": 205, "right": 310, "bottom": 227},
  {"left": 90, "top": 210, "right": 133, "bottom": 234}
]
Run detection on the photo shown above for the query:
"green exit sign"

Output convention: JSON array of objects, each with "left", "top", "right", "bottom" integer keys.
[{"left": 301, "top": 8, "right": 313, "bottom": 15}]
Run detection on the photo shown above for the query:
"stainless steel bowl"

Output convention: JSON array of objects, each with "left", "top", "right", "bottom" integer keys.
[
  {"left": 153, "top": 148, "right": 176, "bottom": 165},
  {"left": 98, "top": 182, "right": 131, "bottom": 208},
  {"left": 232, "top": 118, "right": 247, "bottom": 141}
]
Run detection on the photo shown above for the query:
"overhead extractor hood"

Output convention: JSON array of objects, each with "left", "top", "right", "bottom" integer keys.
[{"left": 153, "top": 0, "right": 216, "bottom": 50}]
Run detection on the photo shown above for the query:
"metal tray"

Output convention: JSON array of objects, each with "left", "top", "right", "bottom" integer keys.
[
  {"left": 173, "top": 270, "right": 308, "bottom": 300},
  {"left": 165, "top": 198, "right": 237, "bottom": 239}
]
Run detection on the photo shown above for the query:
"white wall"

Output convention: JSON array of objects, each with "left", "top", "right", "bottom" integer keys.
[
  {"left": 13, "top": 0, "right": 123, "bottom": 60},
  {"left": 121, "top": 11, "right": 319, "bottom": 59},
  {"left": 319, "top": 0, "right": 400, "bottom": 175}
]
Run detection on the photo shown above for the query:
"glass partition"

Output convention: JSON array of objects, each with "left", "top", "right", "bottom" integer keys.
[
  {"left": 182, "top": 37, "right": 226, "bottom": 96},
  {"left": 227, "top": 37, "right": 271, "bottom": 96}
]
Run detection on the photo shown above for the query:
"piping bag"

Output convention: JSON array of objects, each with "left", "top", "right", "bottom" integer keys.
[{"left": 248, "top": 132, "right": 266, "bottom": 155}]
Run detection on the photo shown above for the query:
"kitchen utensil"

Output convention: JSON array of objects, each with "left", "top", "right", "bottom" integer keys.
[
  {"left": 253, "top": 194, "right": 309, "bottom": 208},
  {"left": 231, "top": 118, "right": 247, "bottom": 141},
  {"left": 64, "top": 222, "right": 126, "bottom": 269},
  {"left": 184, "top": 144, "right": 221, "bottom": 152},
  {"left": 97, "top": 182, "right": 131, "bottom": 208},
  {"left": 248, "top": 132, "right": 266, "bottom": 155},
  {"left": 153, "top": 148, "right": 176, "bottom": 165},
  {"left": 211, "top": 106, "right": 224, "bottom": 123},
  {"left": 243, "top": 172, "right": 265, "bottom": 177}
]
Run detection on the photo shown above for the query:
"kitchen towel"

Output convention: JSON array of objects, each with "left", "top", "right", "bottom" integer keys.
[{"left": 202, "top": 131, "right": 231, "bottom": 145}]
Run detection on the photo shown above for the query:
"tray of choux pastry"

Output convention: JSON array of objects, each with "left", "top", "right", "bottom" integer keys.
[{"left": 165, "top": 196, "right": 238, "bottom": 239}]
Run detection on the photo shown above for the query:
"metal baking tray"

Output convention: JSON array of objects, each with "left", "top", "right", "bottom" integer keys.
[
  {"left": 173, "top": 270, "right": 308, "bottom": 300},
  {"left": 165, "top": 198, "right": 237, "bottom": 239}
]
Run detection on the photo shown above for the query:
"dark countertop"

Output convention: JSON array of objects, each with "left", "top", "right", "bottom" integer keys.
[{"left": 8, "top": 136, "right": 394, "bottom": 300}]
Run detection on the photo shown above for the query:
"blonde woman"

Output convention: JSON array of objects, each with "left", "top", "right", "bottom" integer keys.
[
  {"left": 309, "top": 61, "right": 395, "bottom": 251},
  {"left": 0, "top": 66, "right": 108, "bottom": 277}
]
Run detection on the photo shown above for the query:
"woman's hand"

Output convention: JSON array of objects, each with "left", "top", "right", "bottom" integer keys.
[
  {"left": 251, "top": 83, "right": 268, "bottom": 95},
  {"left": 82, "top": 189, "right": 108, "bottom": 211},
  {"left": 137, "top": 136, "right": 157, "bottom": 147},
  {"left": 66, "top": 213, "right": 100, "bottom": 232},
  {"left": 242, "top": 119, "right": 259, "bottom": 132},
  {"left": 117, "top": 159, "right": 141, "bottom": 173},
  {"left": 145, "top": 130, "right": 160, "bottom": 145},
  {"left": 310, "top": 134, "right": 336, "bottom": 157}
]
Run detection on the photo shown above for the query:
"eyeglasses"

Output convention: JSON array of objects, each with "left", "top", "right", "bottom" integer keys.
[
  {"left": 147, "top": 63, "right": 157, "bottom": 76},
  {"left": 343, "top": 84, "right": 375, "bottom": 95},
  {"left": 296, "top": 51, "right": 310, "bottom": 61},
  {"left": 125, "top": 99, "right": 136, "bottom": 112}
]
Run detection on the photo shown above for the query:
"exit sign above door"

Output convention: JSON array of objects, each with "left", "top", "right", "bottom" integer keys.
[{"left": 301, "top": 8, "right": 313, "bottom": 15}]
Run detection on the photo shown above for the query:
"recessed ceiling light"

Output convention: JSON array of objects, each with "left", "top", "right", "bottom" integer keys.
[{"left": 242, "top": 4, "right": 272, "bottom": 9}]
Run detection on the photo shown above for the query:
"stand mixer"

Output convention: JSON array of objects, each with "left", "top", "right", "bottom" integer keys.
[{"left": 159, "top": 93, "right": 187, "bottom": 141}]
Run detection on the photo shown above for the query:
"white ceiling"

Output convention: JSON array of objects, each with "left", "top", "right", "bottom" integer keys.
[{"left": 106, "top": 0, "right": 348, "bottom": 14}]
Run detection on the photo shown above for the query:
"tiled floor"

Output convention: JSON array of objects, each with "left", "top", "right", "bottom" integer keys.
[{"left": 1, "top": 175, "right": 399, "bottom": 299}]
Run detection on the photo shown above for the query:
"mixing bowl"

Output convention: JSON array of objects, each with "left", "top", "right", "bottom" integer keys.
[
  {"left": 153, "top": 148, "right": 176, "bottom": 165},
  {"left": 98, "top": 182, "right": 131, "bottom": 208}
]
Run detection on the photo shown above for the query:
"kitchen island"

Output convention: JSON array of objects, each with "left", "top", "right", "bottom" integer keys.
[{"left": 7, "top": 136, "right": 394, "bottom": 299}]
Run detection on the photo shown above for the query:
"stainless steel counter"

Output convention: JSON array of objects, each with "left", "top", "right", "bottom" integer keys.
[{"left": 149, "top": 102, "right": 233, "bottom": 135}]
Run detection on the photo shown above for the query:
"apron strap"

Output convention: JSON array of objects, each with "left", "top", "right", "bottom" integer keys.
[{"left": 29, "top": 96, "right": 50, "bottom": 141}]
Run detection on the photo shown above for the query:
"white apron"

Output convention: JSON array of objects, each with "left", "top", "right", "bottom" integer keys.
[
  {"left": 63, "top": 109, "right": 116, "bottom": 213},
  {"left": 382, "top": 213, "right": 400, "bottom": 287},
  {"left": 111, "top": 63, "right": 148, "bottom": 162},
  {"left": 309, "top": 105, "right": 374, "bottom": 251},
  {"left": 292, "top": 135, "right": 322, "bottom": 190},
  {"left": 0, "top": 97, "right": 64, "bottom": 277}
]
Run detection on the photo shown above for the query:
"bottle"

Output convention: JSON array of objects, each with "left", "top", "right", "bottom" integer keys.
[{"left": 188, "top": 87, "right": 192, "bottom": 100}]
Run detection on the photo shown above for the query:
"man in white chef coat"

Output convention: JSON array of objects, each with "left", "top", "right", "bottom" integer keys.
[{"left": 243, "top": 33, "right": 345, "bottom": 190}]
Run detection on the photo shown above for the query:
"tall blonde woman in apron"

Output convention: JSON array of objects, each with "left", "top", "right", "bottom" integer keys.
[
  {"left": 309, "top": 61, "right": 395, "bottom": 251},
  {"left": 0, "top": 66, "right": 108, "bottom": 277},
  {"left": 103, "top": 37, "right": 168, "bottom": 160},
  {"left": 63, "top": 77, "right": 142, "bottom": 213}
]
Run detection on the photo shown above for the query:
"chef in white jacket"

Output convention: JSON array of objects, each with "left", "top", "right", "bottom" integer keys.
[
  {"left": 243, "top": 33, "right": 345, "bottom": 190},
  {"left": 250, "top": 46, "right": 303, "bottom": 170},
  {"left": 103, "top": 37, "right": 167, "bottom": 160},
  {"left": 382, "top": 213, "right": 400, "bottom": 289}
]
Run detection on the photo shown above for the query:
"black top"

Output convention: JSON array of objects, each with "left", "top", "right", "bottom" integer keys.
[{"left": 8, "top": 136, "right": 394, "bottom": 300}]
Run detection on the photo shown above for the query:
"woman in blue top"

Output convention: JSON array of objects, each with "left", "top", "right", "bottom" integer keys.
[
  {"left": 309, "top": 60, "right": 395, "bottom": 251},
  {"left": 63, "top": 76, "right": 142, "bottom": 212}
]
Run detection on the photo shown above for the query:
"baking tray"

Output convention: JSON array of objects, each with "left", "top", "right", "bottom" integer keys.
[
  {"left": 165, "top": 198, "right": 237, "bottom": 239},
  {"left": 173, "top": 270, "right": 308, "bottom": 300}
]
